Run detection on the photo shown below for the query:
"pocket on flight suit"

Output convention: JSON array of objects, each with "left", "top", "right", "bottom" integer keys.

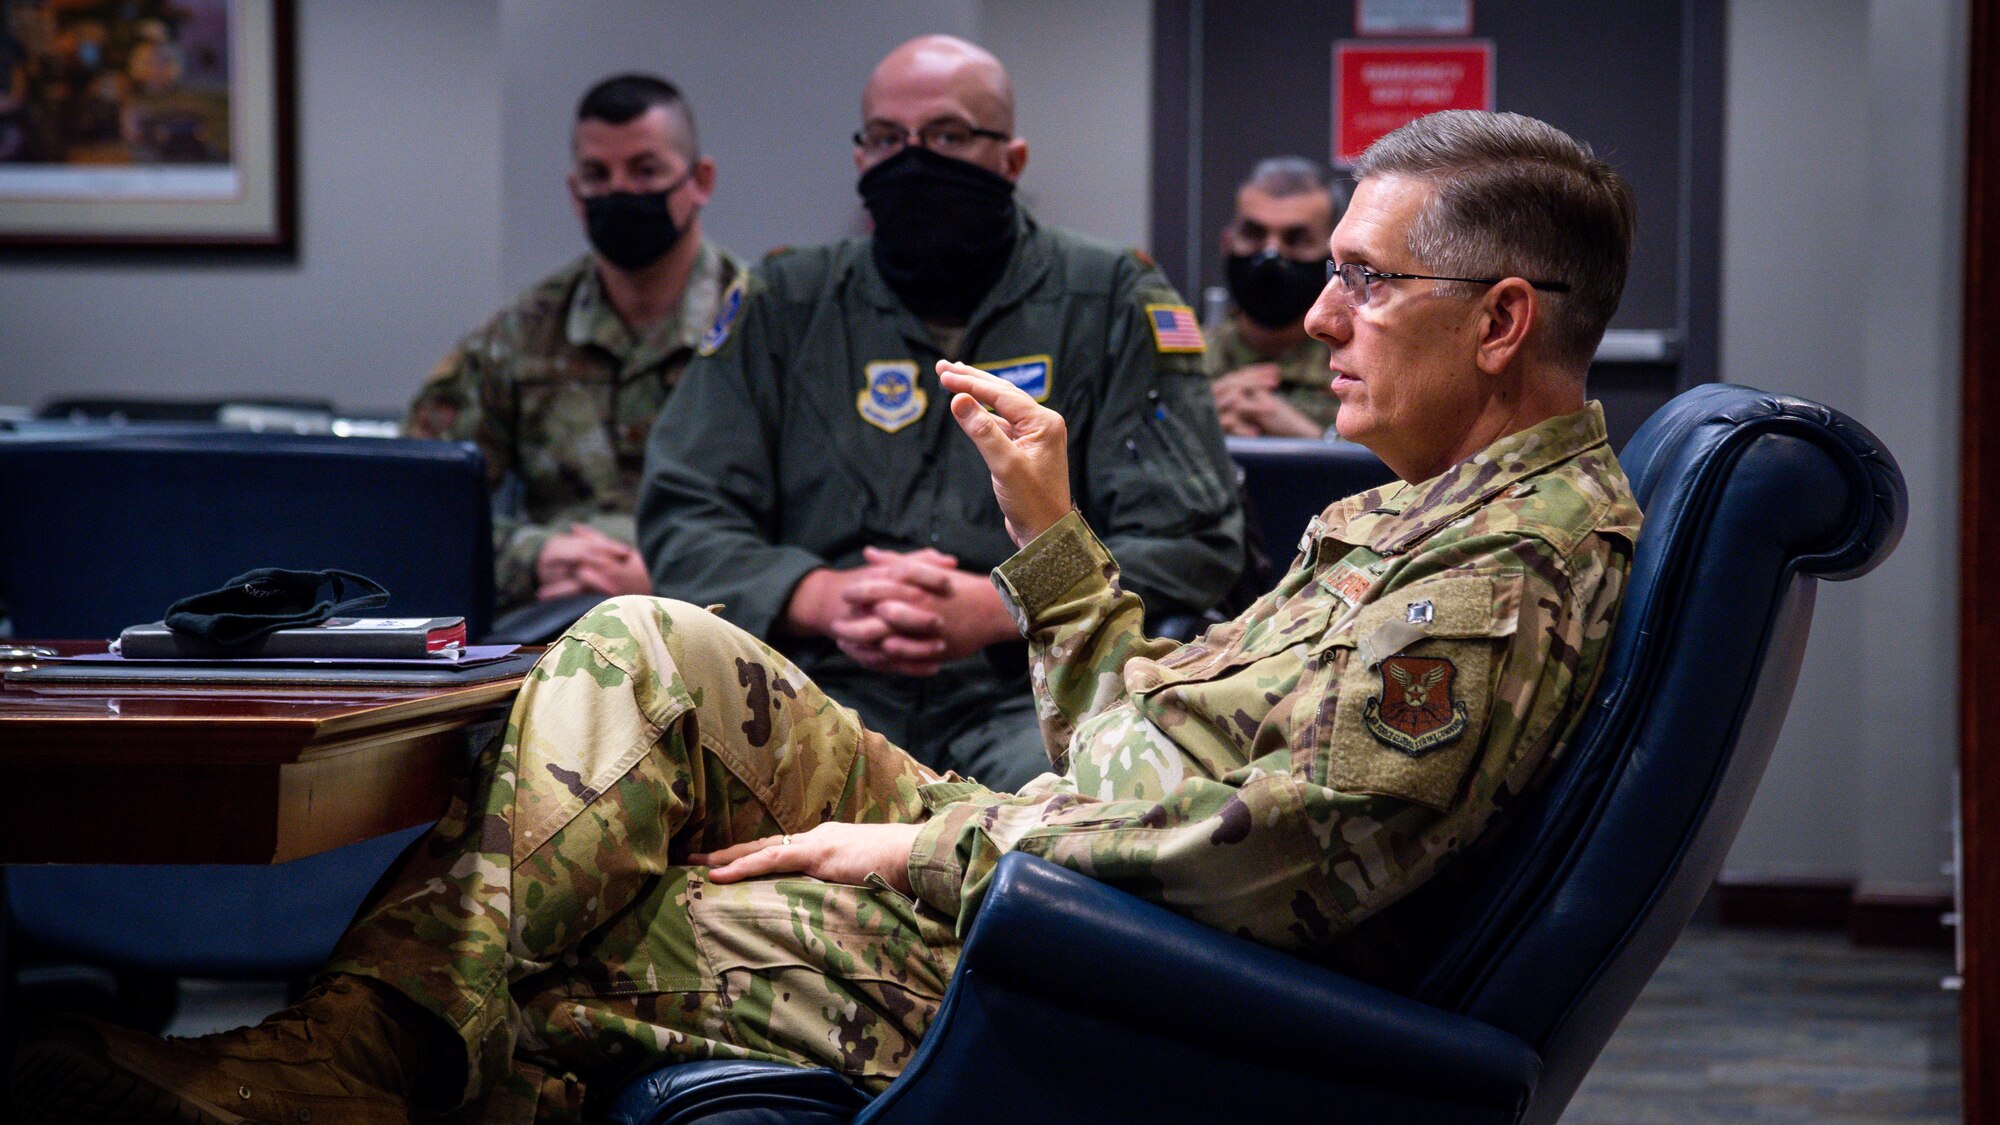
[
  {"left": 1314, "top": 571, "right": 1523, "bottom": 812},
  {"left": 687, "top": 874, "right": 957, "bottom": 1080}
]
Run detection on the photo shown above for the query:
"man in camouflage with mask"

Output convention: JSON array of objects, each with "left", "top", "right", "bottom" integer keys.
[
  {"left": 15, "top": 109, "right": 1642, "bottom": 1125},
  {"left": 407, "top": 74, "right": 747, "bottom": 618},
  {"left": 639, "top": 35, "right": 1244, "bottom": 794},
  {"left": 1207, "top": 155, "right": 1348, "bottom": 437}
]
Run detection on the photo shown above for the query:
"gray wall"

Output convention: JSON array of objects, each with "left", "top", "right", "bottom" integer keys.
[
  {"left": 0, "top": 0, "right": 504, "bottom": 417},
  {"left": 0, "top": 0, "right": 1152, "bottom": 416},
  {"left": 1718, "top": 0, "right": 1964, "bottom": 896},
  {"left": 496, "top": 0, "right": 1149, "bottom": 297}
]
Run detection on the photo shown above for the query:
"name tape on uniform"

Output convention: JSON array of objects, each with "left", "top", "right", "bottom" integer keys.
[{"left": 979, "top": 355, "right": 1053, "bottom": 402}]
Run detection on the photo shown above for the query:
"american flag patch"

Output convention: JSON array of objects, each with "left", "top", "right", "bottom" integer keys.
[{"left": 1145, "top": 304, "right": 1207, "bottom": 353}]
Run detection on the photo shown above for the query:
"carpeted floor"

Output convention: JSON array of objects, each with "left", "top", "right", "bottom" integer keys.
[{"left": 1564, "top": 923, "right": 1961, "bottom": 1123}]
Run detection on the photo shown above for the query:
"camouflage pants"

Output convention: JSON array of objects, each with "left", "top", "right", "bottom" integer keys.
[{"left": 325, "top": 596, "right": 966, "bottom": 1124}]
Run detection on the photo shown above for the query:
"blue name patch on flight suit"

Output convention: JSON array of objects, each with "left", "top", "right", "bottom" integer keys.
[{"left": 981, "top": 354, "right": 1053, "bottom": 402}]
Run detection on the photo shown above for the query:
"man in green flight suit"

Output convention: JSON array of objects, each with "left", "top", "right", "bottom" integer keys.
[
  {"left": 407, "top": 74, "right": 747, "bottom": 619},
  {"left": 1207, "top": 155, "right": 1348, "bottom": 437},
  {"left": 15, "top": 109, "right": 1643, "bottom": 1125},
  {"left": 638, "top": 35, "right": 1245, "bottom": 793}
]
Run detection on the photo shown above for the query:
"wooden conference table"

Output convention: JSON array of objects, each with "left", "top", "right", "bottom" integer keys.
[{"left": 0, "top": 642, "right": 530, "bottom": 865}]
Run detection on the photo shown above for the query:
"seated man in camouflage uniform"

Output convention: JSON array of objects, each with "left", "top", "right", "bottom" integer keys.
[
  {"left": 407, "top": 74, "right": 746, "bottom": 617},
  {"left": 1207, "top": 155, "right": 1349, "bottom": 437},
  {"left": 14, "top": 109, "right": 1644, "bottom": 1125}
]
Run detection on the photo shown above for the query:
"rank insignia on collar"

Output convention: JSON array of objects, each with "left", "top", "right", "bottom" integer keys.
[
  {"left": 697, "top": 274, "right": 747, "bottom": 356},
  {"left": 979, "top": 354, "right": 1052, "bottom": 402},
  {"left": 1363, "top": 655, "right": 1469, "bottom": 756},
  {"left": 1323, "top": 560, "right": 1373, "bottom": 607},
  {"left": 858, "top": 360, "right": 926, "bottom": 433}
]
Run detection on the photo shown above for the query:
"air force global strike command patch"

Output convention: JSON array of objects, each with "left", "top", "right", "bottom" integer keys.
[
  {"left": 1364, "top": 655, "right": 1469, "bottom": 756},
  {"left": 858, "top": 361, "right": 926, "bottom": 433},
  {"left": 697, "top": 274, "right": 747, "bottom": 356},
  {"left": 980, "top": 355, "right": 1052, "bottom": 402}
]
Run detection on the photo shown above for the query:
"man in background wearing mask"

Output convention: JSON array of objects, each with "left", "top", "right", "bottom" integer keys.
[
  {"left": 1207, "top": 156, "right": 1347, "bottom": 437},
  {"left": 407, "top": 74, "right": 747, "bottom": 620},
  {"left": 640, "top": 35, "right": 1243, "bottom": 792}
]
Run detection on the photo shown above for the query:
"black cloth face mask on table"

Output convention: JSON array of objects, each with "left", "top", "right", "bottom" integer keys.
[{"left": 163, "top": 568, "right": 391, "bottom": 648}]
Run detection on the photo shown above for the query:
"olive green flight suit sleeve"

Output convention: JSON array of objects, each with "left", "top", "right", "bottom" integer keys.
[
  {"left": 1077, "top": 259, "right": 1245, "bottom": 619},
  {"left": 408, "top": 331, "right": 545, "bottom": 610},
  {"left": 910, "top": 500, "right": 1633, "bottom": 955},
  {"left": 638, "top": 276, "right": 825, "bottom": 640}
]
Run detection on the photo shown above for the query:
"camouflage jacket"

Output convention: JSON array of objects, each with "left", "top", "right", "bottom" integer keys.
[
  {"left": 1202, "top": 313, "right": 1340, "bottom": 431},
  {"left": 907, "top": 403, "right": 1641, "bottom": 967},
  {"left": 407, "top": 242, "right": 747, "bottom": 610}
]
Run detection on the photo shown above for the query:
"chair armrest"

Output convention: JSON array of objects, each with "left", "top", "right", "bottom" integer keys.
[
  {"left": 605, "top": 1059, "right": 867, "bottom": 1125},
  {"left": 956, "top": 853, "right": 1539, "bottom": 1107}
]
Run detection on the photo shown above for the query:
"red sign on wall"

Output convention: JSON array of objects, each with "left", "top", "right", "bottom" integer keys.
[{"left": 1333, "top": 40, "right": 1494, "bottom": 166}]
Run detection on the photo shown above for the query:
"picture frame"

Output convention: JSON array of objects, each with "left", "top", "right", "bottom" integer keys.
[{"left": 0, "top": 0, "right": 295, "bottom": 250}]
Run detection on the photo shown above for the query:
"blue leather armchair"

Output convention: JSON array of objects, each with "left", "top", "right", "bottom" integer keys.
[
  {"left": 0, "top": 430, "right": 492, "bottom": 1012},
  {"left": 606, "top": 384, "right": 1906, "bottom": 1125}
]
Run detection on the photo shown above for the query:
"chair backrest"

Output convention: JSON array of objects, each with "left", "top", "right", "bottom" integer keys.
[
  {"left": 1226, "top": 436, "right": 1398, "bottom": 585},
  {"left": 0, "top": 429, "right": 493, "bottom": 639},
  {"left": 1389, "top": 385, "right": 1905, "bottom": 1122},
  {"left": 0, "top": 430, "right": 490, "bottom": 979}
]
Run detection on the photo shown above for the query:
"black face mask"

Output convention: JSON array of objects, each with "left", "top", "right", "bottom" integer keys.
[
  {"left": 583, "top": 178, "right": 689, "bottom": 272},
  {"left": 1225, "top": 249, "right": 1326, "bottom": 330},
  {"left": 163, "top": 568, "right": 391, "bottom": 648},
  {"left": 858, "top": 146, "right": 1018, "bottom": 322}
]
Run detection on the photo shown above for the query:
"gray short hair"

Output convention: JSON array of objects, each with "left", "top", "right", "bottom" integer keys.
[
  {"left": 1242, "top": 156, "right": 1351, "bottom": 219},
  {"left": 1352, "top": 110, "right": 1635, "bottom": 373}
]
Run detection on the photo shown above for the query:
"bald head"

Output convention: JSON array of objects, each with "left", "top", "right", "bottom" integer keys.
[
  {"left": 863, "top": 34, "right": 1015, "bottom": 134},
  {"left": 855, "top": 34, "right": 1028, "bottom": 181}
]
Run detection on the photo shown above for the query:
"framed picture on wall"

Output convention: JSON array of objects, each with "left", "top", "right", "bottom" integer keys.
[{"left": 0, "top": 0, "right": 294, "bottom": 249}]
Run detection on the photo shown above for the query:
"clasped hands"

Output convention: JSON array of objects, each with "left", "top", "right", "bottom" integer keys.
[
  {"left": 783, "top": 360, "right": 1076, "bottom": 676},
  {"left": 722, "top": 360, "right": 1073, "bottom": 889},
  {"left": 536, "top": 523, "right": 653, "bottom": 600},
  {"left": 1211, "top": 362, "right": 1324, "bottom": 438}
]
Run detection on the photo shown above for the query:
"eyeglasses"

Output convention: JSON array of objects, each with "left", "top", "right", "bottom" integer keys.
[
  {"left": 1326, "top": 261, "right": 1571, "bottom": 307},
  {"left": 852, "top": 119, "right": 1011, "bottom": 159}
]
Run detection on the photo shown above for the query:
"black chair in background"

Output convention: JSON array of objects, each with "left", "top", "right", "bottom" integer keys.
[
  {"left": 34, "top": 397, "right": 338, "bottom": 427},
  {"left": 606, "top": 384, "right": 1906, "bottom": 1124},
  {"left": 1226, "top": 435, "right": 1399, "bottom": 588},
  {"left": 0, "top": 429, "right": 493, "bottom": 1026}
]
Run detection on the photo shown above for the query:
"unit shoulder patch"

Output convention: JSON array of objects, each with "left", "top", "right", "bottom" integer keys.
[
  {"left": 1363, "top": 655, "right": 1469, "bottom": 756},
  {"left": 697, "top": 274, "right": 748, "bottom": 356}
]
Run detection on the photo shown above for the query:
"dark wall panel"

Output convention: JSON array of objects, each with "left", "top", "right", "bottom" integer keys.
[{"left": 1152, "top": 0, "right": 1724, "bottom": 443}]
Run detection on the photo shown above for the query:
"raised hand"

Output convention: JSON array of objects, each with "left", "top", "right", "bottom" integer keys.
[{"left": 938, "top": 360, "right": 1073, "bottom": 546}]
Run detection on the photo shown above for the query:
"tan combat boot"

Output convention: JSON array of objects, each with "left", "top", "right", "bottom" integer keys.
[{"left": 11, "top": 973, "right": 446, "bottom": 1124}]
